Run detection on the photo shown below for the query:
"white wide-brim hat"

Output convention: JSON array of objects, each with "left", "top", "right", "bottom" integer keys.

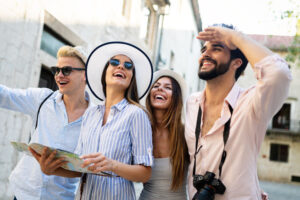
[
  {"left": 152, "top": 69, "right": 187, "bottom": 103},
  {"left": 86, "top": 41, "right": 153, "bottom": 101}
]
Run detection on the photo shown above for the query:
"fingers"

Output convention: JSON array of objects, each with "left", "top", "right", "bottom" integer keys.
[
  {"left": 80, "top": 152, "right": 102, "bottom": 159},
  {"left": 41, "top": 154, "right": 67, "bottom": 175},
  {"left": 30, "top": 147, "right": 68, "bottom": 175},
  {"left": 29, "top": 147, "right": 41, "bottom": 161},
  {"left": 44, "top": 149, "right": 58, "bottom": 166},
  {"left": 40, "top": 147, "right": 49, "bottom": 164},
  {"left": 46, "top": 156, "right": 66, "bottom": 170},
  {"left": 80, "top": 153, "right": 114, "bottom": 173},
  {"left": 203, "top": 27, "right": 216, "bottom": 32},
  {"left": 81, "top": 153, "right": 104, "bottom": 168},
  {"left": 88, "top": 159, "right": 111, "bottom": 173},
  {"left": 197, "top": 30, "right": 221, "bottom": 43},
  {"left": 197, "top": 27, "right": 237, "bottom": 50}
]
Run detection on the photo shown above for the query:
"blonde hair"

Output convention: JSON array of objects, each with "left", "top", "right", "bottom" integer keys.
[{"left": 57, "top": 46, "right": 87, "bottom": 65}]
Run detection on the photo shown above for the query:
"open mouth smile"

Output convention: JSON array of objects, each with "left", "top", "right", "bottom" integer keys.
[{"left": 113, "top": 71, "right": 126, "bottom": 79}]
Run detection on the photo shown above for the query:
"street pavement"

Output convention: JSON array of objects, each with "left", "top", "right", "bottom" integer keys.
[
  {"left": 260, "top": 180, "right": 300, "bottom": 200},
  {"left": 134, "top": 181, "right": 300, "bottom": 199}
]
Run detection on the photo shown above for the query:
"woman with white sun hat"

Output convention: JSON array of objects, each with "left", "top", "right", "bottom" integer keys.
[{"left": 35, "top": 41, "right": 154, "bottom": 200}]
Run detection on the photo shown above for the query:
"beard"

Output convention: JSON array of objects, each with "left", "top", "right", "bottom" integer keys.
[{"left": 198, "top": 58, "right": 231, "bottom": 80}]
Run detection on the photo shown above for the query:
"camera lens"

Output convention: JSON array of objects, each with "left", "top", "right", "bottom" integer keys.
[{"left": 193, "top": 185, "right": 215, "bottom": 200}]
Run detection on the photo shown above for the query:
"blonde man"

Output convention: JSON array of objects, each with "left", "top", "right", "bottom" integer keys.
[{"left": 0, "top": 46, "right": 91, "bottom": 200}]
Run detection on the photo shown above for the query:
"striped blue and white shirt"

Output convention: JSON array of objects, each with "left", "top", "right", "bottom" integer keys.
[{"left": 75, "top": 99, "right": 153, "bottom": 200}]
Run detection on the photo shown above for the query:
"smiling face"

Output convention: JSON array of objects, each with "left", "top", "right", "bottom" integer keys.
[
  {"left": 198, "top": 41, "right": 232, "bottom": 80},
  {"left": 55, "top": 56, "right": 86, "bottom": 95},
  {"left": 105, "top": 54, "right": 134, "bottom": 91},
  {"left": 150, "top": 77, "right": 173, "bottom": 110}
]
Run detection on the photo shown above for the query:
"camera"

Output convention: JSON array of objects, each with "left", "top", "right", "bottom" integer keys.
[{"left": 192, "top": 171, "right": 226, "bottom": 200}]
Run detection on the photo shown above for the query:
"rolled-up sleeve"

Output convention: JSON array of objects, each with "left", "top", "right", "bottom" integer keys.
[
  {"left": 251, "top": 54, "right": 292, "bottom": 122},
  {"left": 129, "top": 108, "right": 153, "bottom": 166}
]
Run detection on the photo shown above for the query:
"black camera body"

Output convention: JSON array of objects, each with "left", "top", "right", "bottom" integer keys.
[{"left": 192, "top": 171, "right": 226, "bottom": 200}]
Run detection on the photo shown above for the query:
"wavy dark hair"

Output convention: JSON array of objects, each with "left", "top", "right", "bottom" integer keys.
[{"left": 146, "top": 76, "right": 189, "bottom": 190}]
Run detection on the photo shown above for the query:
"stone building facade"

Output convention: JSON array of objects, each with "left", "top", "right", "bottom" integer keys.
[{"left": 0, "top": 0, "right": 202, "bottom": 199}]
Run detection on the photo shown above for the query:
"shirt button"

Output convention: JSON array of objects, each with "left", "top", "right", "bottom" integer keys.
[{"left": 110, "top": 109, "right": 114, "bottom": 116}]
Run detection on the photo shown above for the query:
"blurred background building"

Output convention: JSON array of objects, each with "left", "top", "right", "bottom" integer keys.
[{"left": 0, "top": 0, "right": 299, "bottom": 199}]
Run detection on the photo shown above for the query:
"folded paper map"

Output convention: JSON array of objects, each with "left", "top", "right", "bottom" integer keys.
[{"left": 11, "top": 141, "right": 113, "bottom": 176}]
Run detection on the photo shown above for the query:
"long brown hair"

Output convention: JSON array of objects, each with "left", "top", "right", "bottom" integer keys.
[
  {"left": 101, "top": 55, "right": 139, "bottom": 105},
  {"left": 146, "top": 76, "right": 189, "bottom": 190}
]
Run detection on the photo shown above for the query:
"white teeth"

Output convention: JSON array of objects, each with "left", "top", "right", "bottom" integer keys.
[
  {"left": 155, "top": 95, "right": 165, "bottom": 100},
  {"left": 113, "top": 72, "right": 125, "bottom": 78},
  {"left": 203, "top": 61, "right": 213, "bottom": 65},
  {"left": 59, "top": 81, "right": 67, "bottom": 84}
]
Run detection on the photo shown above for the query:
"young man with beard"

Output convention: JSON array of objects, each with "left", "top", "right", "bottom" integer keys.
[
  {"left": 0, "top": 46, "right": 91, "bottom": 200},
  {"left": 185, "top": 24, "right": 291, "bottom": 200}
]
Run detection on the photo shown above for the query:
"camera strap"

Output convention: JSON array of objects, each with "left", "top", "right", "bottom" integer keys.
[
  {"left": 193, "top": 104, "right": 233, "bottom": 178},
  {"left": 28, "top": 91, "right": 54, "bottom": 143},
  {"left": 35, "top": 92, "right": 54, "bottom": 129}
]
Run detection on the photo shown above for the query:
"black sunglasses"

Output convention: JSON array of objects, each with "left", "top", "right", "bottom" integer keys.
[
  {"left": 50, "top": 66, "right": 85, "bottom": 76},
  {"left": 109, "top": 59, "right": 134, "bottom": 70}
]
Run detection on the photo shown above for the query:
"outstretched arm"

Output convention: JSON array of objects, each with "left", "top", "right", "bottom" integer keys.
[
  {"left": 197, "top": 27, "right": 273, "bottom": 67},
  {"left": 0, "top": 86, "right": 52, "bottom": 117}
]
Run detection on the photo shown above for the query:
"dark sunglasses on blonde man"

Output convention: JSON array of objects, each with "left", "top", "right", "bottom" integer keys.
[{"left": 50, "top": 66, "right": 86, "bottom": 76}]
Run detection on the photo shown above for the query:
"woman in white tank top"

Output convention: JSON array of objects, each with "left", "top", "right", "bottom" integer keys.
[{"left": 139, "top": 69, "right": 189, "bottom": 200}]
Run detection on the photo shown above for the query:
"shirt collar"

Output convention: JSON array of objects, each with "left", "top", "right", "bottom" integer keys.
[
  {"left": 98, "top": 98, "right": 129, "bottom": 112},
  {"left": 55, "top": 91, "right": 92, "bottom": 106},
  {"left": 196, "top": 83, "right": 240, "bottom": 109},
  {"left": 55, "top": 92, "right": 63, "bottom": 103},
  {"left": 111, "top": 98, "right": 129, "bottom": 111},
  {"left": 224, "top": 83, "right": 240, "bottom": 109}
]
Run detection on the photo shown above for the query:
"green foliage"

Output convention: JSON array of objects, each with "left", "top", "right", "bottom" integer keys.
[
  {"left": 281, "top": 8, "right": 299, "bottom": 20},
  {"left": 269, "top": 0, "right": 300, "bottom": 66},
  {"left": 286, "top": 35, "right": 300, "bottom": 66}
]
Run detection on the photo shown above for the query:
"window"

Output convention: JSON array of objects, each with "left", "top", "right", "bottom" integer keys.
[
  {"left": 270, "top": 143, "right": 289, "bottom": 162},
  {"left": 38, "top": 66, "right": 58, "bottom": 91},
  {"left": 291, "top": 175, "right": 300, "bottom": 182},
  {"left": 40, "top": 25, "right": 72, "bottom": 57},
  {"left": 272, "top": 103, "right": 291, "bottom": 130}
]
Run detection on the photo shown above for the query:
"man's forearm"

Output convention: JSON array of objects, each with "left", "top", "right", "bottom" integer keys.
[{"left": 230, "top": 31, "right": 273, "bottom": 67}]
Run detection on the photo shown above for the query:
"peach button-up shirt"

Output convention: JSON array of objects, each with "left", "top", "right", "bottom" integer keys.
[{"left": 185, "top": 55, "right": 292, "bottom": 200}]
